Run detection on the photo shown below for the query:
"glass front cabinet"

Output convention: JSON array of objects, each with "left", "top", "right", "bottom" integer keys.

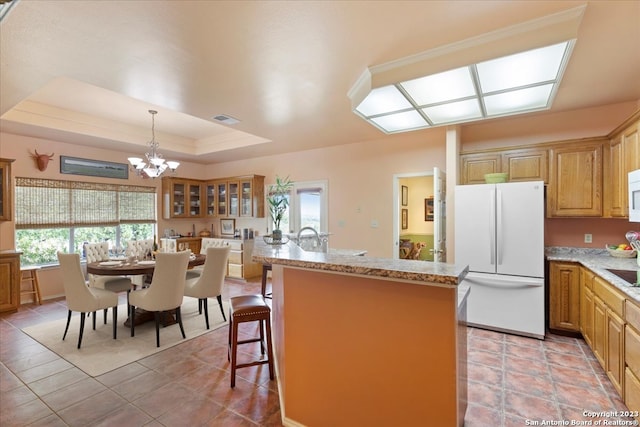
[
  {"left": 0, "top": 158, "right": 14, "bottom": 221},
  {"left": 164, "top": 175, "right": 265, "bottom": 219}
]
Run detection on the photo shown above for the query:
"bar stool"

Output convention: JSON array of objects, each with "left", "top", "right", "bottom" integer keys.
[
  {"left": 228, "top": 294, "right": 274, "bottom": 388},
  {"left": 20, "top": 266, "right": 42, "bottom": 305},
  {"left": 261, "top": 264, "right": 272, "bottom": 299}
]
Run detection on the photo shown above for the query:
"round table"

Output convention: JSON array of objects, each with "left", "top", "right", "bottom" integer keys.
[
  {"left": 87, "top": 253, "right": 206, "bottom": 327},
  {"left": 86, "top": 253, "right": 205, "bottom": 276}
]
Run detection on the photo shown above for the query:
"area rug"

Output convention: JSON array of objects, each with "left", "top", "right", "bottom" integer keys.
[{"left": 22, "top": 296, "right": 229, "bottom": 377}]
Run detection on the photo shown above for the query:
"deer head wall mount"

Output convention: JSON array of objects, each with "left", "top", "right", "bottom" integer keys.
[{"left": 31, "top": 150, "right": 55, "bottom": 171}]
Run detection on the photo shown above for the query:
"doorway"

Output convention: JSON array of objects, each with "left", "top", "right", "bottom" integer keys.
[{"left": 394, "top": 172, "right": 434, "bottom": 261}]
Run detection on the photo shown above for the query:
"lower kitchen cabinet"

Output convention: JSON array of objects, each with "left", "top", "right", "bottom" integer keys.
[
  {"left": 204, "top": 238, "right": 261, "bottom": 280},
  {"left": 593, "top": 296, "right": 607, "bottom": 367},
  {"left": 579, "top": 268, "right": 595, "bottom": 347},
  {"left": 606, "top": 307, "right": 625, "bottom": 395},
  {"left": 0, "top": 250, "right": 21, "bottom": 313},
  {"left": 549, "top": 262, "right": 580, "bottom": 332},
  {"left": 626, "top": 300, "right": 640, "bottom": 416}
]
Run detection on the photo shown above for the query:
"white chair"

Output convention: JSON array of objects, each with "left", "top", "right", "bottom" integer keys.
[
  {"left": 125, "top": 239, "right": 154, "bottom": 287},
  {"left": 186, "top": 238, "right": 229, "bottom": 280},
  {"left": 184, "top": 246, "right": 231, "bottom": 328},
  {"left": 129, "top": 251, "right": 190, "bottom": 347},
  {"left": 84, "top": 242, "right": 132, "bottom": 293},
  {"left": 58, "top": 252, "right": 119, "bottom": 349}
]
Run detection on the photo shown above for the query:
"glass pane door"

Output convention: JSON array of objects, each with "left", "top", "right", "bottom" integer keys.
[
  {"left": 217, "top": 182, "right": 227, "bottom": 216},
  {"left": 206, "top": 183, "right": 216, "bottom": 216},
  {"left": 173, "top": 183, "right": 185, "bottom": 216},
  {"left": 189, "top": 183, "right": 201, "bottom": 216},
  {"left": 228, "top": 182, "right": 239, "bottom": 216},
  {"left": 241, "top": 180, "right": 252, "bottom": 216}
]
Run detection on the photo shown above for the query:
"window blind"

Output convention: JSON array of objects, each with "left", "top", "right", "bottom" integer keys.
[{"left": 15, "top": 178, "right": 156, "bottom": 229}]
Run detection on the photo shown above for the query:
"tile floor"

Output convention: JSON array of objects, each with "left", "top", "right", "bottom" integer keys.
[{"left": 1, "top": 276, "right": 636, "bottom": 427}]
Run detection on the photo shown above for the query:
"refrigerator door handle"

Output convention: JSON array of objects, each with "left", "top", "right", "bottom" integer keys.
[
  {"left": 463, "top": 277, "right": 544, "bottom": 289},
  {"left": 496, "top": 189, "right": 503, "bottom": 265},
  {"left": 489, "top": 189, "right": 496, "bottom": 266}
]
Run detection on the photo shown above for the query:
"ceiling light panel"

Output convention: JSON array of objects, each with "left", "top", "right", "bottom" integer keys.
[
  {"left": 355, "top": 86, "right": 412, "bottom": 116},
  {"left": 484, "top": 84, "right": 554, "bottom": 116},
  {"left": 370, "top": 110, "right": 428, "bottom": 133},
  {"left": 477, "top": 42, "right": 569, "bottom": 93},
  {"left": 422, "top": 99, "right": 483, "bottom": 124},
  {"left": 400, "top": 67, "right": 476, "bottom": 106}
]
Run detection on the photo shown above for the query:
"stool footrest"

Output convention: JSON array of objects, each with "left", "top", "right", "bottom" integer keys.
[
  {"left": 235, "top": 360, "right": 270, "bottom": 369},
  {"left": 237, "top": 337, "right": 262, "bottom": 345}
]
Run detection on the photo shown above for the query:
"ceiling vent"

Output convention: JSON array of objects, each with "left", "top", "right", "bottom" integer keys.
[{"left": 211, "top": 114, "right": 240, "bottom": 125}]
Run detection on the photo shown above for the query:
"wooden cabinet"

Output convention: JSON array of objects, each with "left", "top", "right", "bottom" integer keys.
[
  {"left": 549, "top": 262, "right": 581, "bottom": 332},
  {"left": 162, "top": 178, "right": 203, "bottom": 219},
  {"left": 203, "top": 175, "right": 264, "bottom": 218},
  {"left": 460, "top": 153, "right": 501, "bottom": 184},
  {"left": 606, "top": 307, "right": 625, "bottom": 394},
  {"left": 0, "top": 250, "right": 21, "bottom": 313},
  {"left": 176, "top": 237, "right": 202, "bottom": 255},
  {"left": 625, "top": 300, "right": 640, "bottom": 419},
  {"left": 204, "top": 238, "right": 261, "bottom": 279},
  {"left": 579, "top": 267, "right": 595, "bottom": 347},
  {"left": 606, "top": 114, "right": 640, "bottom": 218},
  {"left": 0, "top": 158, "right": 14, "bottom": 221},
  {"left": 547, "top": 140, "right": 604, "bottom": 217},
  {"left": 460, "top": 148, "right": 548, "bottom": 185}
]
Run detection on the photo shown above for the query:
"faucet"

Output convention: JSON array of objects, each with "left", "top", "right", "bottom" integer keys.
[{"left": 297, "top": 227, "right": 322, "bottom": 251}]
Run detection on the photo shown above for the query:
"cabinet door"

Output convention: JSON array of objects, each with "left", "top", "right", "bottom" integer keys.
[
  {"left": 205, "top": 182, "right": 216, "bottom": 217},
  {"left": 626, "top": 324, "right": 640, "bottom": 381},
  {"left": 217, "top": 182, "right": 227, "bottom": 216},
  {"left": 580, "top": 283, "right": 595, "bottom": 348},
  {"left": 593, "top": 296, "right": 607, "bottom": 368},
  {"left": 188, "top": 182, "right": 202, "bottom": 217},
  {"left": 548, "top": 141, "right": 603, "bottom": 217},
  {"left": 624, "top": 122, "right": 640, "bottom": 173},
  {"left": 228, "top": 181, "right": 239, "bottom": 216},
  {"left": 460, "top": 153, "right": 501, "bottom": 185},
  {"left": 172, "top": 181, "right": 188, "bottom": 218},
  {"left": 502, "top": 148, "right": 548, "bottom": 183},
  {"left": 0, "top": 159, "right": 13, "bottom": 221},
  {"left": 549, "top": 262, "right": 580, "bottom": 332},
  {"left": 606, "top": 309, "right": 625, "bottom": 395},
  {"left": 625, "top": 368, "right": 640, "bottom": 419},
  {"left": 608, "top": 136, "right": 626, "bottom": 217},
  {"left": 240, "top": 179, "right": 253, "bottom": 217}
]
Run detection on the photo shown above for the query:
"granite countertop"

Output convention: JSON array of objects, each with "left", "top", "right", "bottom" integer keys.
[
  {"left": 252, "top": 239, "right": 469, "bottom": 287},
  {"left": 545, "top": 247, "right": 640, "bottom": 302}
]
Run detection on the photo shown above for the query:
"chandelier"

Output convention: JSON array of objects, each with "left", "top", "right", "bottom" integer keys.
[{"left": 128, "top": 110, "right": 179, "bottom": 178}]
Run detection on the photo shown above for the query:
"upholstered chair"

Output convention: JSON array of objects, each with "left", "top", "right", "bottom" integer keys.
[
  {"left": 125, "top": 239, "right": 154, "bottom": 287},
  {"left": 57, "top": 252, "right": 119, "bottom": 349},
  {"left": 84, "top": 242, "right": 132, "bottom": 322},
  {"left": 185, "top": 238, "right": 229, "bottom": 280},
  {"left": 129, "top": 251, "right": 190, "bottom": 347},
  {"left": 184, "top": 246, "right": 231, "bottom": 328}
]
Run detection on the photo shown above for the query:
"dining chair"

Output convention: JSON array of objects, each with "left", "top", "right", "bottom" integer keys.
[
  {"left": 57, "top": 252, "right": 119, "bottom": 349},
  {"left": 185, "top": 239, "right": 229, "bottom": 280},
  {"left": 184, "top": 245, "right": 231, "bottom": 328},
  {"left": 125, "top": 239, "right": 154, "bottom": 287},
  {"left": 84, "top": 242, "right": 132, "bottom": 322},
  {"left": 129, "top": 251, "right": 190, "bottom": 347}
]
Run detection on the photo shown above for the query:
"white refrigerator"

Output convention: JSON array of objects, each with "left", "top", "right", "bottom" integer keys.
[{"left": 455, "top": 181, "right": 545, "bottom": 339}]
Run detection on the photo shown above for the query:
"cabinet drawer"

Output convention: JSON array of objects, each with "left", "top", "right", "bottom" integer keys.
[
  {"left": 226, "top": 240, "right": 243, "bottom": 251},
  {"left": 228, "top": 251, "right": 243, "bottom": 264},
  {"left": 627, "top": 300, "right": 640, "bottom": 333},
  {"left": 594, "top": 276, "right": 625, "bottom": 317},
  {"left": 625, "top": 368, "right": 640, "bottom": 419},
  {"left": 627, "top": 324, "right": 640, "bottom": 379},
  {"left": 228, "top": 264, "right": 244, "bottom": 278}
]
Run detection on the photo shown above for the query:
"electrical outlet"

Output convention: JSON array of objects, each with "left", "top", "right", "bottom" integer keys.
[
  {"left": 584, "top": 233, "right": 593, "bottom": 243},
  {"left": 370, "top": 220, "right": 379, "bottom": 228}
]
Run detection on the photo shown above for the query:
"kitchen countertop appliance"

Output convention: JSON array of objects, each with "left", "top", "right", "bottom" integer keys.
[{"left": 455, "top": 181, "right": 545, "bottom": 339}]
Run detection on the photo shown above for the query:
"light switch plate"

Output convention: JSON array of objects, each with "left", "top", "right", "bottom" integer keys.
[{"left": 584, "top": 233, "right": 592, "bottom": 243}]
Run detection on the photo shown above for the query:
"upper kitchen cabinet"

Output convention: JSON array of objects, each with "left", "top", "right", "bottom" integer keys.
[
  {"left": 460, "top": 153, "right": 501, "bottom": 184},
  {"left": 0, "top": 158, "right": 14, "bottom": 221},
  {"left": 460, "top": 147, "right": 548, "bottom": 185},
  {"left": 606, "top": 112, "right": 640, "bottom": 218},
  {"left": 547, "top": 139, "right": 604, "bottom": 217},
  {"left": 203, "top": 175, "right": 264, "bottom": 218},
  {"left": 162, "top": 177, "right": 203, "bottom": 219}
]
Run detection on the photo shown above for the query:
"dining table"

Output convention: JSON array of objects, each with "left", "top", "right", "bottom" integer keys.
[{"left": 86, "top": 253, "right": 206, "bottom": 327}]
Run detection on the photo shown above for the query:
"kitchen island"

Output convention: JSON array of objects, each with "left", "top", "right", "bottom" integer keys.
[{"left": 253, "top": 240, "right": 470, "bottom": 427}]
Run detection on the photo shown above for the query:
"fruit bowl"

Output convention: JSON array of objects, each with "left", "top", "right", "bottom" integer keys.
[{"left": 606, "top": 245, "right": 637, "bottom": 258}]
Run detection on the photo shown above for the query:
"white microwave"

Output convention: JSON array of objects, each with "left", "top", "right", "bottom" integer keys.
[{"left": 630, "top": 169, "right": 640, "bottom": 222}]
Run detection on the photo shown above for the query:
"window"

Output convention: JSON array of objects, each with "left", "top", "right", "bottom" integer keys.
[
  {"left": 15, "top": 178, "right": 156, "bottom": 266},
  {"left": 267, "top": 180, "right": 328, "bottom": 234}
]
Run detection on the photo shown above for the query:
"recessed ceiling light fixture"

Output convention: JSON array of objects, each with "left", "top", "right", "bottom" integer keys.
[{"left": 348, "top": 6, "right": 584, "bottom": 134}]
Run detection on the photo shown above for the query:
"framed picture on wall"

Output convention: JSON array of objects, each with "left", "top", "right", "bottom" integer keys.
[
  {"left": 220, "top": 218, "right": 235, "bottom": 236},
  {"left": 401, "top": 209, "right": 408, "bottom": 229},
  {"left": 401, "top": 186, "right": 408, "bottom": 206},
  {"left": 425, "top": 197, "right": 434, "bottom": 221}
]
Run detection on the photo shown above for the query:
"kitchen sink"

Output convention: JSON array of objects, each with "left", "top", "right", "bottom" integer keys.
[{"left": 606, "top": 269, "right": 640, "bottom": 286}]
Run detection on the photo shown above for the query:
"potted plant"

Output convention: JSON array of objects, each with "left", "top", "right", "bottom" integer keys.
[{"left": 267, "top": 175, "right": 294, "bottom": 242}]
